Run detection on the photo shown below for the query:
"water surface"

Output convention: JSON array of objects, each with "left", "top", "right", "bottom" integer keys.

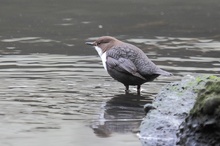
[{"left": 0, "top": 0, "right": 220, "bottom": 146}]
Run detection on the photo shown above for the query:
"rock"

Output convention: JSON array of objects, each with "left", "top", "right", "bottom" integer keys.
[
  {"left": 177, "top": 78, "right": 220, "bottom": 146},
  {"left": 139, "top": 74, "right": 220, "bottom": 146},
  {"left": 143, "top": 104, "right": 156, "bottom": 113}
]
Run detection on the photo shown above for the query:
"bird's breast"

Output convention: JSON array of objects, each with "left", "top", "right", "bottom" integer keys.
[
  {"left": 94, "top": 46, "right": 107, "bottom": 71},
  {"left": 101, "top": 52, "right": 107, "bottom": 71},
  {"left": 95, "top": 46, "right": 103, "bottom": 57}
]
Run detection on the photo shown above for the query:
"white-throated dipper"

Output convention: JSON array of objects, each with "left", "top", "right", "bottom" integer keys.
[{"left": 86, "top": 36, "right": 172, "bottom": 95}]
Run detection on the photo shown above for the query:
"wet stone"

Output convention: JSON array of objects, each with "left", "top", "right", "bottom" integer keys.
[
  {"left": 177, "top": 78, "right": 220, "bottom": 146},
  {"left": 139, "top": 74, "right": 220, "bottom": 146},
  {"left": 143, "top": 104, "right": 156, "bottom": 113}
]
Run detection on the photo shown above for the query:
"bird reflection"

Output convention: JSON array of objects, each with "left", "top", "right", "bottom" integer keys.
[{"left": 91, "top": 93, "right": 153, "bottom": 137}]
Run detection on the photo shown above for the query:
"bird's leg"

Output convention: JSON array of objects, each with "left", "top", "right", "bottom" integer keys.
[
  {"left": 125, "top": 85, "right": 129, "bottom": 94},
  {"left": 137, "top": 85, "right": 141, "bottom": 95}
]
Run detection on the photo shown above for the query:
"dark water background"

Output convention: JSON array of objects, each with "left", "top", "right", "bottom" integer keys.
[{"left": 0, "top": 0, "right": 220, "bottom": 146}]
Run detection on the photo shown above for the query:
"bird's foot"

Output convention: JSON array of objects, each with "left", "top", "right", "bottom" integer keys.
[
  {"left": 137, "top": 90, "right": 141, "bottom": 95},
  {"left": 137, "top": 85, "right": 141, "bottom": 95},
  {"left": 125, "top": 89, "right": 130, "bottom": 94},
  {"left": 125, "top": 85, "right": 129, "bottom": 94}
]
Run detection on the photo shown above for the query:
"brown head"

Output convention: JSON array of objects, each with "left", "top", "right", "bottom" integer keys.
[{"left": 85, "top": 36, "right": 122, "bottom": 53}]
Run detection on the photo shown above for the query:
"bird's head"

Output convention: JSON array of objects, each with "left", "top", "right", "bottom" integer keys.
[{"left": 86, "top": 36, "right": 122, "bottom": 56}]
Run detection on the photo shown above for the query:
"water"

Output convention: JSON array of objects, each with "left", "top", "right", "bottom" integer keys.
[{"left": 0, "top": 0, "right": 220, "bottom": 146}]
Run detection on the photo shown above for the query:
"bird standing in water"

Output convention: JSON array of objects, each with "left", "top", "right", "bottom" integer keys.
[{"left": 86, "top": 36, "right": 172, "bottom": 95}]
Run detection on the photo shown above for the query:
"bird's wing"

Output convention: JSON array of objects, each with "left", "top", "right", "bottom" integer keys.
[
  {"left": 106, "top": 56, "right": 146, "bottom": 80},
  {"left": 106, "top": 44, "right": 170, "bottom": 76}
]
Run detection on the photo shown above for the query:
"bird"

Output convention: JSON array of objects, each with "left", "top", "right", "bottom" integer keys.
[{"left": 85, "top": 36, "right": 172, "bottom": 95}]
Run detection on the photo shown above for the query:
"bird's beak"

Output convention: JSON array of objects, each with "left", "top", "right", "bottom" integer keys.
[{"left": 85, "top": 42, "right": 96, "bottom": 46}]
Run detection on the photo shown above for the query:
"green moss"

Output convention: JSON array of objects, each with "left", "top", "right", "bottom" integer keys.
[
  {"left": 186, "top": 75, "right": 205, "bottom": 87},
  {"left": 190, "top": 79, "right": 220, "bottom": 116},
  {"left": 168, "top": 75, "right": 220, "bottom": 98},
  {"left": 186, "top": 75, "right": 220, "bottom": 93},
  {"left": 207, "top": 75, "right": 220, "bottom": 81}
]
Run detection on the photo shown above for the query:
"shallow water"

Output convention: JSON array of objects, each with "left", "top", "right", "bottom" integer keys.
[
  {"left": 0, "top": 0, "right": 220, "bottom": 146},
  {"left": 0, "top": 54, "right": 162, "bottom": 146}
]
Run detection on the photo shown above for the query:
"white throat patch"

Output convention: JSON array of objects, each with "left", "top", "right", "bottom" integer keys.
[
  {"left": 95, "top": 46, "right": 107, "bottom": 71},
  {"left": 95, "top": 46, "right": 103, "bottom": 57}
]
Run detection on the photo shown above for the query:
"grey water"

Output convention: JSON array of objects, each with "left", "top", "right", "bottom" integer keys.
[{"left": 0, "top": 0, "right": 220, "bottom": 146}]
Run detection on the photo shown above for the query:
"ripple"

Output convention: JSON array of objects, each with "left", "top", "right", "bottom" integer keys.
[
  {"left": 0, "top": 54, "right": 112, "bottom": 123},
  {"left": 126, "top": 36, "right": 220, "bottom": 52},
  {"left": 1, "top": 37, "right": 40, "bottom": 42},
  {"left": 194, "top": 42, "right": 220, "bottom": 50},
  {"left": 1, "top": 37, "right": 59, "bottom": 43}
]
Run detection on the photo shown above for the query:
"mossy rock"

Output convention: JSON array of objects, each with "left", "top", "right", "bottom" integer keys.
[
  {"left": 186, "top": 74, "right": 220, "bottom": 93},
  {"left": 190, "top": 80, "right": 220, "bottom": 116},
  {"left": 177, "top": 76, "right": 220, "bottom": 146}
]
